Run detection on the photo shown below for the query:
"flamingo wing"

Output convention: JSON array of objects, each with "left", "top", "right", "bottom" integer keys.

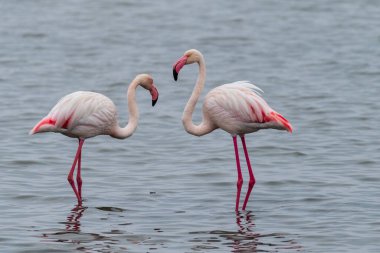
[
  {"left": 205, "top": 81, "right": 292, "bottom": 132},
  {"left": 30, "top": 91, "right": 117, "bottom": 137}
]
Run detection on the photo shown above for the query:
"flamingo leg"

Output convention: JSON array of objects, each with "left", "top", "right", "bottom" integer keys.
[
  {"left": 67, "top": 139, "right": 85, "bottom": 205},
  {"left": 233, "top": 136, "right": 243, "bottom": 210},
  {"left": 76, "top": 138, "right": 84, "bottom": 200},
  {"left": 241, "top": 135, "right": 256, "bottom": 210}
]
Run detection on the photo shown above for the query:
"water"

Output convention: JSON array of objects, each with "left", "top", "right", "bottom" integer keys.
[{"left": 1, "top": 0, "right": 380, "bottom": 252}]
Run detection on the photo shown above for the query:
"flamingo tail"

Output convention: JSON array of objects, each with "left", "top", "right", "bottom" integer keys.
[
  {"left": 29, "top": 117, "right": 57, "bottom": 135},
  {"left": 270, "top": 112, "right": 293, "bottom": 133}
]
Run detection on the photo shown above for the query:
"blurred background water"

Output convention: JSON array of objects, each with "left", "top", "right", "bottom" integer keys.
[{"left": 1, "top": 0, "right": 380, "bottom": 252}]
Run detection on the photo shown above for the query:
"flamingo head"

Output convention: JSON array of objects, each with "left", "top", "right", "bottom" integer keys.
[
  {"left": 173, "top": 49, "right": 202, "bottom": 81},
  {"left": 135, "top": 74, "right": 159, "bottom": 106}
]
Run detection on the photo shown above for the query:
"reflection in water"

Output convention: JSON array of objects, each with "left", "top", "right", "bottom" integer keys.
[
  {"left": 40, "top": 205, "right": 148, "bottom": 252},
  {"left": 41, "top": 204, "right": 109, "bottom": 246},
  {"left": 232, "top": 211, "right": 303, "bottom": 252},
  {"left": 65, "top": 205, "right": 86, "bottom": 232},
  {"left": 232, "top": 210, "right": 259, "bottom": 252},
  {"left": 41, "top": 204, "right": 95, "bottom": 245},
  {"left": 189, "top": 211, "right": 303, "bottom": 252},
  {"left": 39, "top": 206, "right": 303, "bottom": 252},
  {"left": 235, "top": 210, "right": 255, "bottom": 233}
]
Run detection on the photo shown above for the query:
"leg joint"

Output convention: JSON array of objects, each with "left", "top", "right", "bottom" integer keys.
[
  {"left": 237, "top": 179, "right": 243, "bottom": 188},
  {"left": 67, "top": 176, "right": 74, "bottom": 183}
]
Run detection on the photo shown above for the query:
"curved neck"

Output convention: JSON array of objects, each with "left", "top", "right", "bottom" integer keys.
[
  {"left": 182, "top": 55, "right": 214, "bottom": 136},
  {"left": 112, "top": 80, "right": 139, "bottom": 139}
]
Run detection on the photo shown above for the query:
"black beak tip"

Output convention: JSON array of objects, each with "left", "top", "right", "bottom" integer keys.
[
  {"left": 173, "top": 69, "right": 178, "bottom": 81},
  {"left": 152, "top": 98, "right": 158, "bottom": 107}
]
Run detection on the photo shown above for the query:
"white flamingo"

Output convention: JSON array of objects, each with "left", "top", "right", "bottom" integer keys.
[
  {"left": 173, "top": 49, "right": 292, "bottom": 210},
  {"left": 30, "top": 74, "right": 159, "bottom": 205}
]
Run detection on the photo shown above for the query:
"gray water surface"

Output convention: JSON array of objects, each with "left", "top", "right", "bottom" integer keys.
[{"left": 1, "top": 0, "right": 380, "bottom": 252}]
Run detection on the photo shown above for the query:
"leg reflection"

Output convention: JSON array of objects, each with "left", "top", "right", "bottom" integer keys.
[
  {"left": 233, "top": 210, "right": 259, "bottom": 252},
  {"left": 65, "top": 204, "right": 87, "bottom": 232},
  {"left": 235, "top": 210, "right": 256, "bottom": 233}
]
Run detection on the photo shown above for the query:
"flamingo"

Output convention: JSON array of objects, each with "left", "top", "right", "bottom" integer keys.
[
  {"left": 30, "top": 74, "right": 159, "bottom": 205},
  {"left": 172, "top": 49, "right": 292, "bottom": 210}
]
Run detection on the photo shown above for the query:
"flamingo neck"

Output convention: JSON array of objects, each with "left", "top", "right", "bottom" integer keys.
[
  {"left": 112, "top": 80, "right": 139, "bottom": 139},
  {"left": 182, "top": 54, "right": 214, "bottom": 136}
]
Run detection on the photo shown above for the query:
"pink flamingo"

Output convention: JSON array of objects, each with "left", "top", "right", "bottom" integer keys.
[
  {"left": 173, "top": 49, "right": 292, "bottom": 210},
  {"left": 30, "top": 74, "right": 159, "bottom": 205}
]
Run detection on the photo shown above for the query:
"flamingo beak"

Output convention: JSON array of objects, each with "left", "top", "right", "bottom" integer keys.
[
  {"left": 152, "top": 97, "right": 158, "bottom": 107},
  {"left": 150, "top": 84, "right": 159, "bottom": 107},
  {"left": 173, "top": 68, "right": 178, "bottom": 81},
  {"left": 173, "top": 55, "right": 188, "bottom": 81}
]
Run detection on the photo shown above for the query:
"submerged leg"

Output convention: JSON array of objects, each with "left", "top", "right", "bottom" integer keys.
[
  {"left": 233, "top": 136, "right": 243, "bottom": 211},
  {"left": 240, "top": 135, "right": 256, "bottom": 210},
  {"left": 67, "top": 139, "right": 85, "bottom": 205},
  {"left": 76, "top": 138, "right": 84, "bottom": 200}
]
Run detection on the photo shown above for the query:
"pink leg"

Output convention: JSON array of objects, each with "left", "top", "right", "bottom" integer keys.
[
  {"left": 76, "top": 139, "right": 83, "bottom": 200},
  {"left": 233, "top": 136, "right": 243, "bottom": 211},
  {"left": 67, "top": 139, "right": 85, "bottom": 205},
  {"left": 241, "top": 135, "right": 256, "bottom": 210}
]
